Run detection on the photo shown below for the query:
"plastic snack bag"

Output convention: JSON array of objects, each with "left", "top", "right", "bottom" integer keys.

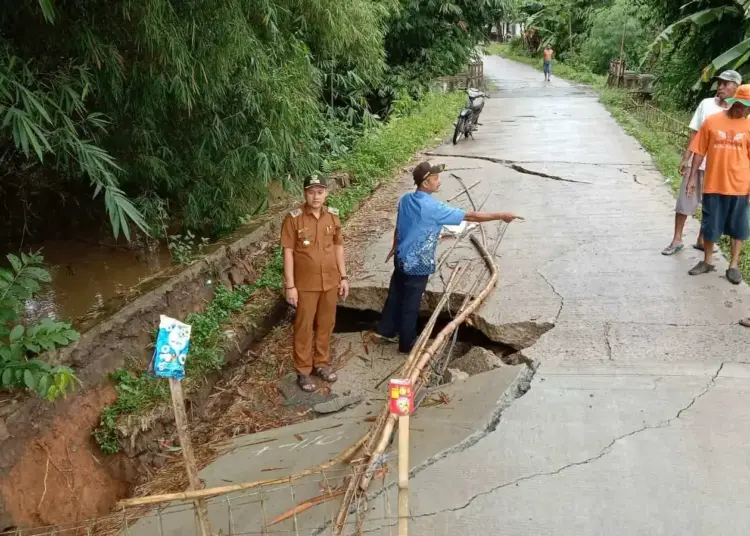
[{"left": 150, "top": 315, "right": 192, "bottom": 380}]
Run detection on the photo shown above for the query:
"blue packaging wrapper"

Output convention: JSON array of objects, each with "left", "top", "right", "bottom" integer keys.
[{"left": 150, "top": 315, "right": 191, "bottom": 380}]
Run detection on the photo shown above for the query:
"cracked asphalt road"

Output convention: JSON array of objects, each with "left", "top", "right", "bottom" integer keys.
[{"left": 353, "top": 56, "right": 750, "bottom": 535}]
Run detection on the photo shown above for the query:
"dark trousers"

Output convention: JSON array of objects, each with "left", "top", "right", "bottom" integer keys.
[{"left": 377, "top": 264, "right": 429, "bottom": 353}]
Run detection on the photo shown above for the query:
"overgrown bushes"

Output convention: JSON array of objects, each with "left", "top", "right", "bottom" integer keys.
[{"left": 1, "top": 0, "right": 499, "bottom": 243}]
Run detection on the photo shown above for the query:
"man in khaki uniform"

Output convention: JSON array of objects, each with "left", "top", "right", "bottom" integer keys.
[{"left": 281, "top": 174, "right": 349, "bottom": 391}]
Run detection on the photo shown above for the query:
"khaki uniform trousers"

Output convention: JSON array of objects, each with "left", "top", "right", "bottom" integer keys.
[{"left": 293, "top": 287, "right": 338, "bottom": 375}]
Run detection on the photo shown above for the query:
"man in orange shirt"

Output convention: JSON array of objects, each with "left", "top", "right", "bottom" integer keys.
[
  {"left": 686, "top": 84, "right": 750, "bottom": 284},
  {"left": 542, "top": 45, "right": 554, "bottom": 82},
  {"left": 281, "top": 174, "right": 349, "bottom": 392}
]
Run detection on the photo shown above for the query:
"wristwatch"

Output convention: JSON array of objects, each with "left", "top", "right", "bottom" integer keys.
[{"left": 340, "top": 275, "right": 349, "bottom": 281}]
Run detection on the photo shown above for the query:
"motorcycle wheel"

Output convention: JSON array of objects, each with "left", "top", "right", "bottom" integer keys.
[{"left": 453, "top": 117, "right": 465, "bottom": 145}]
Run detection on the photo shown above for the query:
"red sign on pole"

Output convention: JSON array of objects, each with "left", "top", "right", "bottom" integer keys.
[{"left": 389, "top": 379, "right": 414, "bottom": 416}]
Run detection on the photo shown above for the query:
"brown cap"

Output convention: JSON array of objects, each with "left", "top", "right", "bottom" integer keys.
[{"left": 413, "top": 162, "right": 445, "bottom": 185}]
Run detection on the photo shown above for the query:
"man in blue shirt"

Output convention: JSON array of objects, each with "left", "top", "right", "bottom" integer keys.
[{"left": 375, "top": 161, "right": 523, "bottom": 353}]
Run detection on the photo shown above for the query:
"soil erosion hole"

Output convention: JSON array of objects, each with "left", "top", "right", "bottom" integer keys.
[{"left": 334, "top": 306, "right": 517, "bottom": 359}]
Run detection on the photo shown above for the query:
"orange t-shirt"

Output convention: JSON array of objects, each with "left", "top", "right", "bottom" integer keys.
[
  {"left": 543, "top": 48, "right": 553, "bottom": 61},
  {"left": 689, "top": 111, "right": 750, "bottom": 195}
]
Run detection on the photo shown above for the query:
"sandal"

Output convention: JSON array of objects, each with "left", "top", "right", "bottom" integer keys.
[
  {"left": 739, "top": 318, "right": 750, "bottom": 328},
  {"left": 312, "top": 366, "right": 338, "bottom": 383},
  {"left": 693, "top": 243, "right": 719, "bottom": 253},
  {"left": 688, "top": 261, "right": 716, "bottom": 276},
  {"left": 726, "top": 267, "right": 743, "bottom": 285},
  {"left": 661, "top": 243, "right": 684, "bottom": 256},
  {"left": 370, "top": 331, "right": 398, "bottom": 344},
  {"left": 297, "top": 374, "right": 316, "bottom": 392}
]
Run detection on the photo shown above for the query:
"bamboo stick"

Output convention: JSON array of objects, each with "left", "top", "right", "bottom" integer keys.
[
  {"left": 116, "top": 433, "right": 369, "bottom": 508},
  {"left": 397, "top": 415, "right": 410, "bottom": 536},
  {"left": 168, "top": 379, "right": 212, "bottom": 536},
  {"left": 450, "top": 173, "right": 487, "bottom": 246},
  {"left": 333, "top": 264, "right": 468, "bottom": 533},
  {"left": 358, "top": 236, "right": 498, "bottom": 493},
  {"left": 335, "top": 232, "right": 501, "bottom": 535}
]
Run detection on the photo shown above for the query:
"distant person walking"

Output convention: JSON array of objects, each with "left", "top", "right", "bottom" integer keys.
[
  {"left": 542, "top": 45, "right": 554, "bottom": 82},
  {"left": 685, "top": 84, "right": 750, "bottom": 285},
  {"left": 662, "top": 70, "right": 741, "bottom": 256}
]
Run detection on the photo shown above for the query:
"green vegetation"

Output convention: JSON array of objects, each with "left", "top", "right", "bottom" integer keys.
[
  {"left": 92, "top": 90, "right": 463, "bottom": 454},
  {"left": 328, "top": 91, "right": 465, "bottom": 219},
  {"left": 2, "top": 0, "right": 504, "bottom": 245},
  {"left": 0, "top": 252, "right": 80, "bottom": 401},
  {"left": 167, "top": 232, "right": 210, "bottom": 265}
]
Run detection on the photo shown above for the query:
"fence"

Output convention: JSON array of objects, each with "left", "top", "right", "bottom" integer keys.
[
  {"left": 432, "top": 61, "right": 485, "bottom": 93},
  {"left": 622, "top": 95, "right": 691, "bottom": 150},
  {"left": 467, "top": 61, "right": 483, "bottom": 88},
  {"left": 0, "top": 462, "right": 401, "bottom": 536}
]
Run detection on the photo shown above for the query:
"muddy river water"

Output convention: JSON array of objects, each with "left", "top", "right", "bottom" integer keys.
[{"left": 22, "top": 237, "right": 173, "bottom": 324}]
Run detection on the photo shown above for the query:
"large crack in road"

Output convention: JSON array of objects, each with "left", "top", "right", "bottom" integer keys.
[
  {"left": 362, "top": 362, "right": 726, "bottom": 530},
  {"left": 424, "top": 153, "right": 593, "bottom": 184}
]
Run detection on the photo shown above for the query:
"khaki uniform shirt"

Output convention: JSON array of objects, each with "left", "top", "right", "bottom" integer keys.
[{"left": 280, "top": 205, "right": 343, "bottom": 291}]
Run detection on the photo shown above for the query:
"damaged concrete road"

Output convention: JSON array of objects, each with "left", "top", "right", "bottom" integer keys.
[
  {"left": 127, "top": 365, "right": 531, "bottom": 535},
  {"left": 123, "top": 55, "right": 750, "bottom": 535},
  {"left": 347, "top": 54, "right": 750, "bottom": 360},
  {"left": 344, "top": 55, "right": 750, "bottom": 534},
  {"left": 360, "top": 363, "right": 750, "bottom": 535}
]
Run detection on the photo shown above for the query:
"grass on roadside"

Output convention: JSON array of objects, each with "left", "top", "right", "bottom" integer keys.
[
  {"left": 92, "top": 90, "right": 464, "bottom": 454},
  {"left": 486, "top": 43, "right": 750, "bottom": 285}
]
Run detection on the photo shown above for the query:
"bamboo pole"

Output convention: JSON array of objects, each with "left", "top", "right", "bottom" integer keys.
[
  {"left": 117, "top": 433, "right": 368, "bottom": 508},
  {"left": 363, "top": 236, "right": 498, "bottom": 487},
  {"left": 333, "top": 264, "right": 467, "bottom": 532},
  {"left": 397, "top": 415, "right": 410, "bottom": 536},
  {"left": 168, "top": 379, "right": 212, "bottom": 536},
  {"left": 334, "top": 235, "right": 500, "bottom": 533}
]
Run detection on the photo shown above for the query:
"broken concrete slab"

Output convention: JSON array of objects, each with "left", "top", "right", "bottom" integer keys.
[
  {"left": 360, "top": 361, "right": 750, "bottom": 536},
  {"left": 313, "top": 394, "right": 363, "bottom": 414},
  {"left": 328, "top": 332, "right": 405, "bottom": 399},
  {"left": 128, "top": 364, "right": 529, "bottom": 535},
  {"left": 449, "top": 346, "right": 502, "bottom": 375},
  {"left": 443, "top": 368, "right": 469, "bottom": 383}
]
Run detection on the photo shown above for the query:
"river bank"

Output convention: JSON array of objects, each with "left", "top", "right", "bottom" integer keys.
[{"left": 0, "top": 89, "right": 465, "bottom": 531}]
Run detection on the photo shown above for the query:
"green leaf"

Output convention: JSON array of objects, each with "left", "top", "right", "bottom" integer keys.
[
  {"left": 1, "top": 368, "right": 12, "bottom": 386},
  {"left": 24, "top": 369, "right": 37, "bottom": 389},
  {"left": 23, "top": 341, "right": 41, "bottom": 354},
  {"left": 0, "top": 269, "right": 13, "bottom": 283},
  {"left": 64, "top": 329, "right": 80, "bottom": 341},
  {"left": 38, "top": 337, "right": 56, "bottom": 351},
  {"left": 10, "top": 343, "right": 23, "bottom": 360},
  {"left": 6, "top": 254, "right": 22, "bottom": 274},
  {"left": 15, "top": 277, "right": 40, "bottom": 293},
  {"left": 9, "top": 324, "right": 24, "bottom": 342},
  {"left": 38, "top": 374, "right": 50, "bottom": 396},
  {"left": 37, "top": 0, "right": 57, "bottom": 23},
  {"left": 22, "top": 267, "right": 52, "bottom": 283},
  {"left": 710, "top": 37, "right": 750, "bottom": 73},
  {"left": 50, "top": 332, "right": 70, "bottom": 346}
]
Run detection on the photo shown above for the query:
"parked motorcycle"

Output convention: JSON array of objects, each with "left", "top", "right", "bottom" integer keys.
[{"left": 452, "top": 88, "right": 487, "bottom": 145}]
